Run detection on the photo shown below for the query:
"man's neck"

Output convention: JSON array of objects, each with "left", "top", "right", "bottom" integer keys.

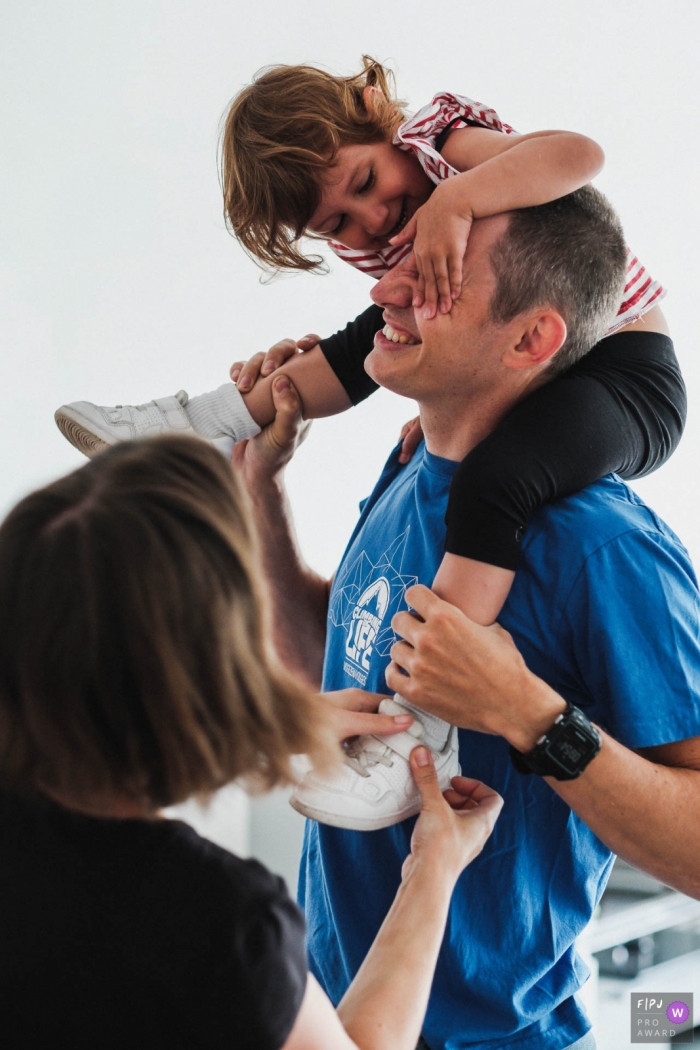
[
  {"left": 418, "top": 371, "right": 548, "bottom": 461},
  {"left": 420, "top": 411, "right": 488, "bottom": 461},
  {"left": 418, "top": 391, "right": 514, "bottom": 461}
]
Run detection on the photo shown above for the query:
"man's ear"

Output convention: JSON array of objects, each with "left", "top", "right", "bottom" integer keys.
[
  {"left": 502, "top": 311, "right": 567, "bottom": 371},
  {"left": 362, "top": 85, "right": 382, "bottom": 114}
]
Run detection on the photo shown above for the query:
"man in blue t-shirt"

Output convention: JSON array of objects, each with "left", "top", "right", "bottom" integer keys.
[{"left": 236, "top": 189, "right": 700, "bottom": 1050}]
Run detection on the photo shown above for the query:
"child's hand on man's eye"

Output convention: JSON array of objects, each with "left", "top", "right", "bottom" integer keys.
[{"left": 390, "top": 184, "right": 473, "bottom": 320}]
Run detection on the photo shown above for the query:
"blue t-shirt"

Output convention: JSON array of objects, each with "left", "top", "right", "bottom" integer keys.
[{"left": 298, "top": 444, "right": 700, "bottom": 1050}]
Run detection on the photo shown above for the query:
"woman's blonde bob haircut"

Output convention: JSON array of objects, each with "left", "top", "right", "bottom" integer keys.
[
  {"left": 220, "top": 56, "right": 405, "bottom": 273},
  {"left": 0, "top": 436, "right": 328, "bottom": 815}
]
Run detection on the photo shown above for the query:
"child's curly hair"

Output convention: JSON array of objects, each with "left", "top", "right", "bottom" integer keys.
[{"left": 220, "top": 57, "right": 405, "bottom": 273}]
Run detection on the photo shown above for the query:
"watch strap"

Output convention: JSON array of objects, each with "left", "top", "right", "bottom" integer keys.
[{"left": 509, "top": 703, "right": 601, "bottom": 781}]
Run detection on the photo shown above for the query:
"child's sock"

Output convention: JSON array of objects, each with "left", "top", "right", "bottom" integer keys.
[{"left": 183, "top": 384, "right": 261, "bottom": 443}]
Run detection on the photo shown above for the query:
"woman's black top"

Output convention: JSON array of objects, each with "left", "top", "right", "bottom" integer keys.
[
  {"left": 0, "top": 788, "right": 307, "bottom": 1050},
  {"left": 319, "top": 310, "right": 686, "bottom": 570}
]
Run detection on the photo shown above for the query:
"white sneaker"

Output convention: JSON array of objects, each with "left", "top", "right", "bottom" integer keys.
[
  {"left": 290, "top": 698, "right": 461, "bottom": 832},
  {"left": 54, "top": 392, "right": 234, "bottom": 459}
]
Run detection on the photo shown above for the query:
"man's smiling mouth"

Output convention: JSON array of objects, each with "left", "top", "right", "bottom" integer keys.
[{"left": 383, "top": 323, "right": 419, "bottom": 345}]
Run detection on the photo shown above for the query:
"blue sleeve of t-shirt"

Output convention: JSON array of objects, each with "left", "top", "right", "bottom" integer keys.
[{"left": 563, "top": 526, "right": 700, "bottom": 749}]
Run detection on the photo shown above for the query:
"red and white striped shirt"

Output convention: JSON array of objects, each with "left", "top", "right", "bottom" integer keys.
[{"left": 329, "top": 92, "right": 665, "bottom": 334}]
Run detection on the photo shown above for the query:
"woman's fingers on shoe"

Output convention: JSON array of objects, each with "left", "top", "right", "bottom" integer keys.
[
  {"left": 443, "top": 788, "right": 478, "bottom": 811},
  {"left": 322, "top": 688, "right": 394, "bottom": 712},
  {"left": 321, "top": 689, "right": 412, "bottom": 742},
  {"left": 449, "top": 779, "right": 503, "bottom": 836},
  {"left": 333, "top": 710, "right": 413, "bottom": 741},
  {"left": 450, "top": 776, "right": 502, "bottom": 806},
  {"left": 409, "top": 748, "right": 444, "bottom": 804}
]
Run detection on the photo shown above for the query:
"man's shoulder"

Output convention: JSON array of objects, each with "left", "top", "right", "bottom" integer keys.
[
  {"left": 516, "top": 474, "right": 698, "bottom": 622},
  {"left": 525, "top": 474, "right": 690, "bottom": 569},
  {"left": 511, "top": 476, "right": 700, "bottom": 751}
]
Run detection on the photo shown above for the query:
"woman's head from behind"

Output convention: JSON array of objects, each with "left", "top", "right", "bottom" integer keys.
[{"left": 0, "top": 436, "right": 321, "bottom": 815}]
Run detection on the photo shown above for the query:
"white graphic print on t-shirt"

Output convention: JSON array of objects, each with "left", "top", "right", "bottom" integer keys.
[{"left": 328, "top": 527, "right": 418, "bottom": 688}]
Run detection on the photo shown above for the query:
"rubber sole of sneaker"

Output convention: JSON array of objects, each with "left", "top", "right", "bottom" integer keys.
[
  {"left": 289, "top": 793, "right": 423, "bottom": 831},
  {"left": 54, "top": 408, "right": 113, "bottom": 459}
]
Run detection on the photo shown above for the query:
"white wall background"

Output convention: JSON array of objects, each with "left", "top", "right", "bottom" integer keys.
[{"left": 2, "top": 0, "right": 699, "bottom": 875}]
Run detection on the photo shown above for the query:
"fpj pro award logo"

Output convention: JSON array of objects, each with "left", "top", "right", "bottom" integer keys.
[{"left": 631, "top": 993, "right": 694, "bottom": 1042}]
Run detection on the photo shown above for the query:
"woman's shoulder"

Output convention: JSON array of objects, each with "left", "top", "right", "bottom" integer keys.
[
  {"left": 0, "top": 793, "right": 308, "bottom": 1048},
  {"left": 163, "top": 820, "right": 308, "bottom": 1045},
  {"left": 159, "top": 816, "right": 298, "bottom": 913},
  {"left": 1, "top": 787, "right": 299, "bottom": 927}
]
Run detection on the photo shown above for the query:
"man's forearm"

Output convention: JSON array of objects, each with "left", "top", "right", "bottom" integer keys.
[
  {"left": 550, "top": 732, "right": 700, "bottom": 899},
  {"left": 503, "top": 674, "right": 700, "bottom": 899},
  {"left": 247, "top": 473, "right": 328, "bottom": 689},
  {"left": 490, "top": 671, "right": 700, "bottom": 900}
]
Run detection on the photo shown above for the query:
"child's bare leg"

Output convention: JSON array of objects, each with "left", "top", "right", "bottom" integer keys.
[{"left": 238, "top": 343, "right": 352, "bottom": 427}]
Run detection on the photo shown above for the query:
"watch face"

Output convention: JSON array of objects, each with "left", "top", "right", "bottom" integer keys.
[{"left": 546, "top": 725, "right": 596, "bottom": 774}]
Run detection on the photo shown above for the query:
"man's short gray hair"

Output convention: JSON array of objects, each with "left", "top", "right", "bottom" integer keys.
[{"left": 489, "top": 186, "right": 628, "bottom": 375}]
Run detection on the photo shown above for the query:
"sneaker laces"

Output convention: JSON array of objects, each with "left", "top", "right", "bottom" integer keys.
[
  {"left": 342, "top": 697, "right": 434, "bottom": 778},
  {"left": 344, "top": 737, "right": 395, "bottom": 779}
]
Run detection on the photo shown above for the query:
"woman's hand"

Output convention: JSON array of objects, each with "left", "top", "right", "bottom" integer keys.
[
  {"left": 403, "top": 748, "right": 502, "bottom": 883},
  {"left": 285, "top": 754, "right": 501, "bottom": 1050},
  {"left": 321, "top": 688, "right": 414, "bottom": 744},
  {"left": 230, "top": 333, "right": 321, "bottom": 392}
]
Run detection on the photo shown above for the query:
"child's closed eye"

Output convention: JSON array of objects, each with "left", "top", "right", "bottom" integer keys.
[
  {"left": 358, "top": 169, "right": 374, "bottom": 195},
  {"left": 329, "top": 170, "right": 374, "bottom": 236}
]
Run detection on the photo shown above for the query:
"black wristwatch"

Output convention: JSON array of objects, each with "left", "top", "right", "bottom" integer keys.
[{"left": 509, "top": 703, "right": 601, "bottom": 781}]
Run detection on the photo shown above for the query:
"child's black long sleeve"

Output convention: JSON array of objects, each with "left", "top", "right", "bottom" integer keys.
[
  {"left": 319, "top": 310, "right": 686, "bottom": 571},
  {"left": 445, "top": 331, "right": 685, "bottom": 569},
  {"left": 318, "top": 305, "right": 382, "bottom": 405}
]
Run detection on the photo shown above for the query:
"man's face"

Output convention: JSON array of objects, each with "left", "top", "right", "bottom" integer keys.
[{"left": 365, "top": 214, "right": 513, "bottom": 405}]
